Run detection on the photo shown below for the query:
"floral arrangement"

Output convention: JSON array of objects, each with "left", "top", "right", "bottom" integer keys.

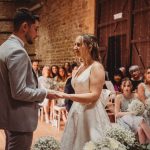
[
  {"left": 50, "top": 80, "right": 59, "bottom": 90},
  {"left": 32, "top": 136, "right": 60, "bottom": 150},
  {"left": 105, "top": 124, "right": 135, "bottom": 146},
  {"left": 83, "top": 137, "right": 126, "bottom": 150},
  {"left": 145, "top": 98, "right": 150, "bottom": 116},
  {"left": 83, "top": 141, "right": 96, "bottom": 150},
  {"left": 129, "top": 142, "right": 150, "bottom": 150},
  {"left": 83, "top": 124, "right": 150, "bottom": 150},
  {"left": 127, "top": 99, "right": 145, "bottom": 116}
]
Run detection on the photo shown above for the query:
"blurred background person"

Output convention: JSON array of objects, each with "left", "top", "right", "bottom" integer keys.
[
  {"left": 51, "top": 65, "right": 59, "bottom": 78},
  {"left": 112, "top": 69, "right": 123, "bottom": 93},
  {"left": 38, "top": 66, "right": 55, "bottom": 124},
  {"left": 32, "top": 60, "right": 41, "bottom": 77},
  {"left": 55, "top": 66, "right": 68, "bottom": 122},
  {"left": 64, "top": 62, "right": 72, "bottom": 77},
  {"left": 138, "top": 66, "right": 150, "bottom": 126},
  {"left": 119, "top": 66, "right": 126, "bottom": 78},
  {"left": 115, "top": 78, "right": 150, "bottom": 144},
  {"left": 64, "top": 62, "right": 78, "bottom": 112},
  {"left": 129, "top": 65, "right": 143, "bottom": 91}
]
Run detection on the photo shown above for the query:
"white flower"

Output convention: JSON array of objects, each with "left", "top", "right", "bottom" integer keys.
[
  {"left": 105, "top": 124, "right": 135, "bottom": 146},
  {"left": 96, "top": 137, "right": 126, "bottom": 150},
  {"left": 32, "top": 136, "right": 60, "bottom": 150},
  {"left": 83, "top": 137, "right": 127, "bottom": 150},
  {"left": 83, "top": 141, "right": 96, "bottom": 150},
  {"left": 108, "top": 137, "right": 120, "bottom": 149},
  {"left": 128, "top": 99, "right": 145, "bottom": 116}
]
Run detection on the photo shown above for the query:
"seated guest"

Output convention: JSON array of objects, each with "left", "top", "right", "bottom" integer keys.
[
  {"left": 55, "top": 66, "right": 68, "bottom": 122},
  {"left": 38, "top": 66, "right": 54, "bottom": 123},
  {"left": 138, "top": 66, "right": 150, "bottom": 126},
  {"left": 112, "top": 69, "right": 123, "bottom": 93},
  {"left": 50, "top": 65, "right": 59, "bottom": 78},
  {"left": 129, "top": 65, "right": 143, "bottom": 91},
  {"left": 115, "top": 78, "right": 150, "bottom": 144},
  {"left": 64, "top": 62, "right": 78, "bottom": 112},
  {"left": 64, "top": 62, "right": 72, "bottom": 77},
  {"left": 119, "top": 66, "right": 126, "bottom": 78},
  {"left": 32, "top": 60, "right": 41, "bottom": 77}
]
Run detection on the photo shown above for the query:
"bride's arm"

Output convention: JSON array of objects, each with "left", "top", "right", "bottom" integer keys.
[{"left": 60, "top": 63, "right": 105, "bottom": 104}]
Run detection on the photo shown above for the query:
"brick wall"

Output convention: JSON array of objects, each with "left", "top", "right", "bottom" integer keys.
[
  {"left": 0, "top": 0, "right": 96, "bottom": 66},
  {"left": 0, "top": 1, "right": 14, "bottom": 44},
  {"left": 35, "top": 0, "right": 96, "bottom": 66},
  {"left": 0, "top": 1, "right": 36, "bottom": 57}
]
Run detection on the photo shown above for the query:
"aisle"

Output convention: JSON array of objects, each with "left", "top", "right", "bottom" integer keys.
[{"left": 0, "top": 120, "right": 64, "bottom": 150}]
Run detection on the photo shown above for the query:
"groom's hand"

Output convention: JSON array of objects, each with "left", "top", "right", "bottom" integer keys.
[{"left": 46, "top": 90, "right": 63, "bottom": 99}]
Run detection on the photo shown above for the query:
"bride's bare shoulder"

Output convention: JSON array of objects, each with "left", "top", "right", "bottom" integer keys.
[{"left": 93, "top": 61, "right": 104, "bottom": 71}]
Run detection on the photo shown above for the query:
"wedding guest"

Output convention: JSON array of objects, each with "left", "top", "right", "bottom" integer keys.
[
  {"left": 138, "top": 66, "right": 150, "bottom": 126},
  {"left": 119, "top": 66, "right": 126, "bottom": 78},
  {"left": 55, "top": 66, "right": 68, "bottom": 122},
  {"left": 51, "top": 65, "right": 59, "bottom": 78},
  {"left": 115, "top": 78, "right": 150, "bottom": 144},
  {"left": 32, "top": 60, "right": 41, "bottom": 77},
  {"left": 129, "top": 65, "right": 143, "bottom": 91},
  {"left": 64, "top": 62, "right": 78, "bottom": 112},
  {"left": 112, "top": 69, "right": 123, "bottom": 93},
  {"left": 38, "top": 66, "right": 55, "bottom": 123},
  {"left": 64, "top": 62, "right": 72, "bottom": 76}
]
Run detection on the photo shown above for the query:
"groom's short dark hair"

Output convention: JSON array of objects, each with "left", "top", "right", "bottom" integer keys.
[{"left": 13, "top": 8, "right": 39, "bottom": 32}]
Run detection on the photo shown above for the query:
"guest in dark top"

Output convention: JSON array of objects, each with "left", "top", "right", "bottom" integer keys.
[
  {"left": 64, "top": 62, "right": 78, "bottom": 112},
  {"left": 32, "top": 60, "right": 42, "bottom": 77},
  {"left": 64, "top": 62, "right": 72, "bottom": 77},
  {"left": 50, "top": 65, "right": 59, "bottom": 78},
  {"left": 112, "top": 69, "right": 123, "bottom": 93}
]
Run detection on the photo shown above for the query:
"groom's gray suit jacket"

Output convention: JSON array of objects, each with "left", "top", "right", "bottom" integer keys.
[{"left": 0, "top": 35, "right": 46, "bottom": 132}]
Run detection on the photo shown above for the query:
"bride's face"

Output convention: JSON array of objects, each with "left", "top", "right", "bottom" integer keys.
[{"left": 73, "top": 36, "right": 89, "bottom": 59}]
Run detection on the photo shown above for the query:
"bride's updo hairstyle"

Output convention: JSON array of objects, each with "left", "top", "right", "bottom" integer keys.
[{"left": 80, "top": 34, "right": 101, "bottom": 62}]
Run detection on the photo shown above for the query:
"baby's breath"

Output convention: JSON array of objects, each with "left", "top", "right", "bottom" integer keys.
[
  {"left": 128, "top": 99, "right": 145, "bottom": 116},
  {"left": 32, "top": 136, "right": 60, "bottom": 150}
]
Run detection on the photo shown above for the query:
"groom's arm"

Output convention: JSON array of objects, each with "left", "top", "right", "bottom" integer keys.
[{"left": 7, "top": 49, "right": 57, "bottom": 102}]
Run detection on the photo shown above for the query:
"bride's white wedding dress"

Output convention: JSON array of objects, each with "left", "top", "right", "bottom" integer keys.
[{"left": 61, "top": 64, "right": 111, "bottom": 150}]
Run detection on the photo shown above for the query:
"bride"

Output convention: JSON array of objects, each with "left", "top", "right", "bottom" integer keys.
[{"left": 58, "top": 34, "right": 111, "bottom": 150}]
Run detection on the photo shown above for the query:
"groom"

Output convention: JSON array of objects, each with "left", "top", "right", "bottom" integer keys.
[{"left": 0, "top": 8, "right": 57, "bottom": 150}]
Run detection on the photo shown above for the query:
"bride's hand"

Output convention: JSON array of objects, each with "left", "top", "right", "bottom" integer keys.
[
  {"left": 55, "top": 91, "right": 70, "bottom": 99},
  {"left": 46, "top": 90, "right": 62, "bottom": 99}
]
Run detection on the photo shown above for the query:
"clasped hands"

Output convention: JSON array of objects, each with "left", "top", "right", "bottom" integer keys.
[{"left": 46, "top": 89, "right": 68, "bottom": 99}]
